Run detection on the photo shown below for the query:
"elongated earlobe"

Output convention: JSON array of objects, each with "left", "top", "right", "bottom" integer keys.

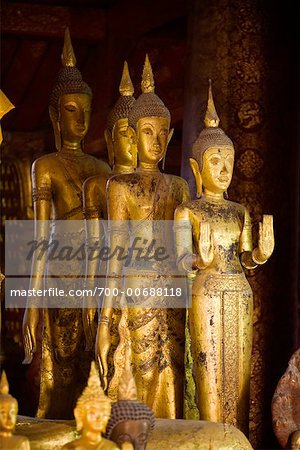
[
  {"left": 104, "top": 129, "right": 114, "bottom": 168},
  {"left": 49, "top": 106, "right": 62, "bottom": 151},
  {"left": 189, "top": 157, "right": 202, "bottom": 198}
]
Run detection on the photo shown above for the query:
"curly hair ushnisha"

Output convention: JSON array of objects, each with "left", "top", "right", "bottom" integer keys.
[
  {"left": 189, "top": 80, "right": 234, "bottom": 198},
  {"left": 49, "top": 28, "right": 92, "bottom": 151},
  {"left": 105, "top": 61, "right": 136, "bottom": 167},
  {"left": 192, "top": 79, "right": 234, "bottom": 171},
  {"left": 104, "top": 343, "right": 155, "bottom": 440},
  {"left": 128, "top": 54, "right": 170, "bottom": 129}
]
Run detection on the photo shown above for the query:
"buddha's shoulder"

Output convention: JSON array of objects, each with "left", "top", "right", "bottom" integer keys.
[
  {"left": 83, "top": 173, "right": 107, "bottom": 192},
  {"left": 85, "top": 155, "right": 111, "bottom": 175},
  {"left": 32, "top": 152, "right": 58, "bottom": 167},
  {"left": 225, "top": 199, "right": 247, "bottom": 214},
  {"left": 164, "top": 173, "right": 189, "bottom": 188},
  {"left": 107, "top": 172, "right": 137, "bottom": 188}
]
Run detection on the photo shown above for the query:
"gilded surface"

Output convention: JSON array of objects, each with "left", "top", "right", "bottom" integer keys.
[
  {"left": 176, "top": 83, "right": 273, "bottom": 436},
  {"left": 22, "top": 29, "right": 110, "bottom": 419},
  {"left": 97, "top": 55, "right": 190, "bottom": 419},
  {"left": 182, "top": 0, "right": 278, "bottom": 445},
  {"left": 0, "top": 372, "right": 30, "bottom": 449},
  {"left": 15, "top": 417, "right": 254, "bottom": 450}
]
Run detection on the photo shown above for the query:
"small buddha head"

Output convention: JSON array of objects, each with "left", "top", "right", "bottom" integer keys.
[
  {"left": 128, "top": 54, "right": 173, "bottom": 167},
  {"left": 0, "top": 371, "right": 18, "bottom": 435},
  {"left": 49, "top": 28, "right": 92, "bottom": 151},
  {"left": 104, "top": 344, "right": 155, "bottom": 450},
  {"left": 190, "top": 80, "right": 234, "bottom": 197},
  {"left": 105, "top": 62, "right": 137, "bottom": 169},
  {"left": 74, "top": 362, "right": 111, "bottom": 435}
]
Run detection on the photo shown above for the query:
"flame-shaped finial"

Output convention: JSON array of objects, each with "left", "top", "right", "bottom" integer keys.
[
  {"left": 141, "top": 54, "right": 155, "bottom": 94},
  {"left": 204, "top": 79, "right": 220, "bottom": 128},
  {"left": 0, "top": 371, "right": 9, "bottom": 395},
  {"left": 119, "top": 61, "right": 134, "bottom": 97},
  {"left": 118, "top": 342, "right": 138, "bottom": 401},
  {"left": 61, "top": 27, "right": 77, "bottom": 67}
]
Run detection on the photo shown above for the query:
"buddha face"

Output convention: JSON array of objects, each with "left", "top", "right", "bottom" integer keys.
[
  {"left": 58, "top": 93, "right": 91, "bottom": 143},
  {"left": 201, "top": 146, "right": 234, "bottom": 194},
  {"left": 110, "top": 419, "right": 150, "bottom": 450},
  {"left": 136, "top": 117, "right": 170, "bottom": 164},
  {"left": 80, "top": 402, "right": 111, "bottom": 434},
  {"left": 0, "top": 399, "right": 17, "bottom": 433},
  {"left": 112, "top": 118, "right": 136, "bottom": 166}
]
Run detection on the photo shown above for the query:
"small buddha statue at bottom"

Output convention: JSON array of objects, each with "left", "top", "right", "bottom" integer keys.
[
  {"left": 104, "top": 339, "right": 155, "bottom": 450},
  {"left": 0, "top": 371, "right": 30, "bottom": 450},
  {"left": 62, "top": 362, "right": 118, "bottom": 450}
]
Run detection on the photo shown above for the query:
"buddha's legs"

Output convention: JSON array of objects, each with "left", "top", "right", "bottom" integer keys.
[{"left": 190, "top": 287, "right": 253, "bottom": 435}]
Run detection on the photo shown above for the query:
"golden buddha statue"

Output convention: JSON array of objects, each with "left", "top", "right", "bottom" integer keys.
[
  {"left": 83, "top": 61, "right": 136, "bottom": 352},
  {"left": 62, "top": 361, "right": 118, "bottom": 450},
  {"left": 0, "top": 90, "right": 14, "bottom": 144},
  {"left": 174, "top": 81, "right": 274, "bottom": 435},
  {"left": 22, "top": 28, "right": 110, "bottom": 419},
  {"left": 0, "top": 371, "right": 30, "bottom": 450},
  {"left": 96, "top": 55, "right": 190, "bottom": 419}
]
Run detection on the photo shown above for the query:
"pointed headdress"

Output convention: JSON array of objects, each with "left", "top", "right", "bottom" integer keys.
[
  {"left": 0, "top": 371, "right": 17, "bottom": 406},
  {"left": 107, "top": 61, "right": 135, "bottom": 132},
  {"left": 128, "top": 54, "right": 170, "bottom": 128},
  {"left": 49, "top": 28, "right": 92, "bottom": 114},
  {"left": 192, "top": 80, "right": 234, "bottom": 170}
]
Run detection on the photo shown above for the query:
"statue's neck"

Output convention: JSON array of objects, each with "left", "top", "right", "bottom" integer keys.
[
  {"left": 112, "top": 163, "right": 134, "bottom": 175},
  {"left": 81, "top": 429, "right": 102, "bottom": 444},
  {"left": 60, "top": 141, "right": 84, "bottom": 157},
  {"left": 0, "top": 431, "right": 12, "bottom": 437},
  {"left": 138, "top": 162, "right": 160, "bottom": 173},
  {"left": 203, "top": 189, "right": 225, "bottom": 203}
]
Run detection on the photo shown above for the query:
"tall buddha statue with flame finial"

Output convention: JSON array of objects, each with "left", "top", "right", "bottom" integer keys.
[
  {"left": 22, "top": 28, "right": 110, "bottom": 419},
  {"left": 82, "top": 61, "right": 137, "bottom": 352},
  {"left": 174, "top": 81, "right": 274, "bottom": 434},
  {"left": 96, "top": 55, "right": 190, "bottom": 419},
  {"left": 0, "top": 371, "right": 30, "bottom": 450},
  {"left": 62, "top": 362, "right": 118, "bottom": 450}
]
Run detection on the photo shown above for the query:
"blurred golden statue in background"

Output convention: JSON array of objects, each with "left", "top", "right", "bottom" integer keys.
[
  {"left": 83, "top": 61, "right": 137, "bottom": 353},
  {"left": 0, "top": 371, "right": 30, "bottom": 450},
  {"left": 62, "top": 361, "right": 118, "bottom": 449},
  {"left": 175, "top": 81, "right": 274, "bottom": 435}
]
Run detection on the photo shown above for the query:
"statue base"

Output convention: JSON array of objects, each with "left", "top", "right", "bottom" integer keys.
[{"left": 17, "top": 415, "right": 253, "bottom": 449}]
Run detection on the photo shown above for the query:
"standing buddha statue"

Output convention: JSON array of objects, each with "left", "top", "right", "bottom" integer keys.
[
  {"left": 83, "top": 61, "right": 136, "bottom": 352},
  {"left": 22, "top": 28, "right": 110, "bottom": 419},
  {"left": 174, "top": 81, "right": 274, "bottom": 434},
  {"left": 97, "top": 55, "right": 190, "bottom": 419},
  {"left": 0, "top": 371, "right": 30, "bottom": 450}
]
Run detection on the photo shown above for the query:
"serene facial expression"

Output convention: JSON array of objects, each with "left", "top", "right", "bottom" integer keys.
[
  {"left": 110, "top": 420, "right": 150, "bottom": 450},
  {"left": 112, "top": 118, "right": 135, "bottom": 166},
  {"left": 136, "top": 117, "right": 170, "bottom": 164},
  {"left": 201, "top": 146, "right": 234, "bottom": 194},
  {"left": 82, "top": 403, "right": 111, "bottom": 433},
  {"left": 59, "top": 93, "right": 91, "bottom": 143},
  {"left": 0, "top": 401, "right": 17, "bottom": 432}
]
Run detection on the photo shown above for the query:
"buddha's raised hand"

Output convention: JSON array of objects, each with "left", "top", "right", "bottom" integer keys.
[
  {"left": 195, "top": 221, "right": 214, "bottom": 268},
  {"left": 253, "top": 215, "right": 274, "bottom": 264}
]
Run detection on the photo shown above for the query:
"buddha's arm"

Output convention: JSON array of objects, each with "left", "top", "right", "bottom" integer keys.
[
  {"left": 240, "top": 208, "right": 274, "bottom": 269},
  {"left": 101, "top": 178, "right": 129, "bottom": 319},
  {"left": 22, "top": 158, "right": 51, "bottom": 364},
  {"left": 96, "top": 178, "right": 129, "bottom": 387},
  {"left": 82, "top": 176, "right": 103, "bottom": 350},
  {"left": 174, "top": 206, "right": 196, "bottom": 272}
]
